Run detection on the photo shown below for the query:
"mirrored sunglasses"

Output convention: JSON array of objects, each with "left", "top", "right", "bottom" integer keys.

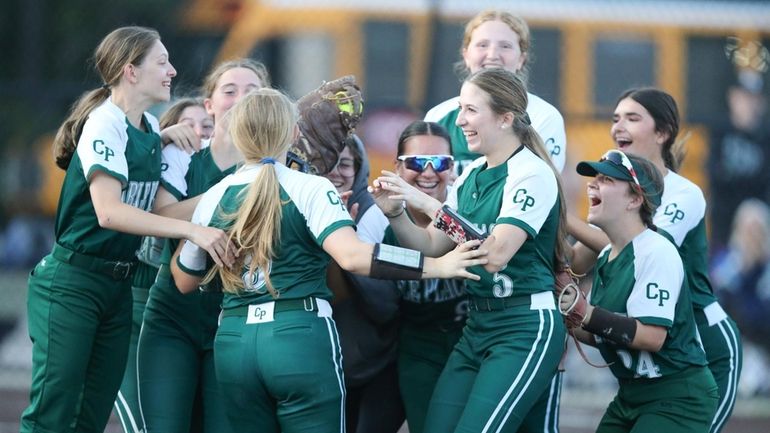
[{"left": 397, "top": 155, "right": 454, "bottom": 173}]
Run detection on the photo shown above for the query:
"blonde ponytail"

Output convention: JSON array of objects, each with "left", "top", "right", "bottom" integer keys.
[{"left": 202, "top": 89, "right": 297, "bottom": 296}]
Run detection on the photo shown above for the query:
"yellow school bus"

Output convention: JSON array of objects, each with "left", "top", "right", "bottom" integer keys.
[{"left": 180, "top": 0, "right": 769, "bottom": 214}]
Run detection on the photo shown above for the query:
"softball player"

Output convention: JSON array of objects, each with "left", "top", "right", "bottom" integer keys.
[
  {"left": 22, "top": 26, "right": 231, "bottom": 433},
  {"left": 323, "top": 138, "right": 406, "bottom": 433},
  {"left": 170, "top": 89, "right": 486, "bottom": 433},
  {"left": 563, "top": 151, "right": 718, "bottom": 432},
  {"left": 610, "top": 88, "right": 742, "bottom": 433},
  {"left": 136, "top": 59, "right": 269, "bottom": 433},
  {"left": 374, "top": 68, "right": 567, "bottom": 433},
  {"left": 424, "top": 10, "right": 566, "bottom": 175},
  {"left": 114, "top": 97, "right": 214, "bottom": 433},
  {"left": 378, "top": 120, "right": 466, "bottom": 433}
]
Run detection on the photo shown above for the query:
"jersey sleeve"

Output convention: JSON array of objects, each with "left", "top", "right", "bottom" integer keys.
[
  {"left": 176, "top": 181, "right": 227, "bottom": 275},
  {"left": 77, "top": 110, "right": 130, "bottom": 186},
  {"left": 496, "top": 165, "right": 557, "bottom": 237},
  {"left": 529, "top": 95, "right": 567, "bottom": 172},
  {"left": 626, "top": 242, "right": 683, "bottom": 327},
  {"left": 653, "top": 184, "right": 706, "bottom": 247},
  {"left": 160, "top": 145, "right": 193, "bottom": 200}
]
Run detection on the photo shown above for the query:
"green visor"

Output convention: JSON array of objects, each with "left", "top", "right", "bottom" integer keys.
[{"left": 576, "top": 150, "right": 661, "bottom": 207}]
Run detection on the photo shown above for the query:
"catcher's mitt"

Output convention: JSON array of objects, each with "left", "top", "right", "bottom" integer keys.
[{"left": 290, "top": 75, "right": 364, "bottom": 175}]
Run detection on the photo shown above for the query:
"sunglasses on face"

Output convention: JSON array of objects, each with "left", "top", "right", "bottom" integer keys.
[
  {"left": 600, "top": 149, "right": 642, "bottom": 192},
  {"left": 397, "top": 155, "right": 454, "bottom": 173}
]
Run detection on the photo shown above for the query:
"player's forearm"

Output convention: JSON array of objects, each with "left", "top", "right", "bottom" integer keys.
[
  {"left": 154, "top": 195, "right": 201, "bottom": 220},
  {"left": 170, "top": 241, "right": 202, "bottom": 294},
  {"left": 96, "top": 201, "right": 197, "bottom": 240},
  {"left": 387, "top": 211, "right": 447, "bottom": 257},
  {"left": 567, "top": 213, "right": 609, "bottom": 254}
]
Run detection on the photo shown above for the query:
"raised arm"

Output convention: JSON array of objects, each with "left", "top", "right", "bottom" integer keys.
[{"left": 370, "top": 174, "right": 455, "bottom": 256}]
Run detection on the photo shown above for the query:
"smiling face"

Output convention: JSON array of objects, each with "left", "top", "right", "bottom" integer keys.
[
  {"left": 586, "top": 173, "right": 637, "bottom": 229},
  {"left": 611, "top": 97, "right": 667, "bottom": 162},
  {"left": 324, "top": 145, "right": 356, "bottom": 193},
  {"left": 178, "top": 105, "right": 214, "bottom": 140},
  {"left": 205, "top": 67, "right": 264, "bottom": 125},
  {"left": 462, "top": 20, "right": 526, "bottom": 75},
  {"left": 396, "top": 135, "right": 453, "bottom": 201},
  {"left": 456, "top": 81, "right": 507, "bottom": 156},
  {"left": 134, "top": 39, "right": 176, "bottom": 103}
]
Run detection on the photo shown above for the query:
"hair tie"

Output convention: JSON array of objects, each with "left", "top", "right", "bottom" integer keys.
[
  {"left": 521, "top": 113, "right": 531, "bottom": 126},
  {"left": 101, "top": 83, "right": 110, "bottom": 91},
  {"left": 260, "top": 157, "right": 276, "bottom": 165}
]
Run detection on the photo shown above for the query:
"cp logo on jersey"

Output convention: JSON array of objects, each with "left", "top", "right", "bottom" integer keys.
[
  {"left": 663, "top": 203, "right": 684, "bottom": 224},
  {"left": 513, "top": 188, "right": 535, "bottom": 211},
  {"left": 92, "top": 140, "right": 115, "bottom": 162},
  {"left": 546, "top": 138, "right": 561, "bottom": 157},
  {"left": 645, "top": 282, "right": 670, "bottom": 307},
  {"left": 326, "top": 190, "right": 347, "bottom": 212}
]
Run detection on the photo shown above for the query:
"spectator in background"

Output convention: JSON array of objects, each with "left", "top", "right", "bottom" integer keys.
[
  {"left": 711, "top": 198, "right": 770, "bottom": 353},
  {"left": 707, "top": 69, "right": 770, "bottom": 254}
]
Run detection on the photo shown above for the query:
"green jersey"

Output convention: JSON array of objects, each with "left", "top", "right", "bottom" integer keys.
[
  {"left": 151, "top": 141, "right": 237, "bottom": 289},
  {"left": 177, "top": 163, "right": 354, "bottom": 307},
  {"left": 591, "top": 229, "right": 707, "bottom": 380},
  {"left": 446, "top": 146, "right": 560, "bottom": 297},
  {"left": 383, "top": 225, "right": 467, "bottom": 330},
  {"left": 654, "top": 171, "right": 718, "bottom": 310},
  {"left": 55, "top": 98, "right": 161, "bottom": 261}
]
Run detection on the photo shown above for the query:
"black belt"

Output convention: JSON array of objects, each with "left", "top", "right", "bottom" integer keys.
[
  {"left": 221, "top": 297, "right": 320, "bottom": 318},
  {"left": 52, "top": 244, "right": 137, "bottom": 281},
  {"left": 467, "top": 295, "right": 532, "bottom": 312}
]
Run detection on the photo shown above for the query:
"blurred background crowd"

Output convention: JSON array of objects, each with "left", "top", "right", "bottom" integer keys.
[{"left": 0, "top": 0, "right": 769, "bottom": 431}]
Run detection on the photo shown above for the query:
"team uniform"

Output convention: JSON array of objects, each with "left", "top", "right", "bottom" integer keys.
[
  {"left": 135, "top": 141, "right": 237, "bottom": 433},
  {"left": 383, "top": 223, "right": 467, "bottom": 433},
  {"left": 177, "top": 163, "right": 354, "bottom": 433},
  {"left": 23, "top": 98, "right": 161, "bottom": 433},
  {"left": 589, "top": 229, "right": 718, "bottom": 433},
  {"left": 424, "top": 93, "right": 567, "bottom": 175},
  {"left": 654, "top": 171, "right": 742, "bottom": 433},
  {"left": 422, "top": 146, "right": 566, "bottom": 433}
]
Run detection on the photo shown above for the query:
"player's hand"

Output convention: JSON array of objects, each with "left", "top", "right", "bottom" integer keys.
[
  {"left": 374, "top": 170, "right": 442, "bottom": 218},
  {"left": 189, "top": 225, "right": 237, "bottom": 268},
  {"left": 369, "top": 177, "right": 403, "bottom": 217},
  {"left": 434, "top": 239, "right": 487, "bottom": 281},
  {"left": 161, "top": 124, "right": 201, "bottom": 154}
]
